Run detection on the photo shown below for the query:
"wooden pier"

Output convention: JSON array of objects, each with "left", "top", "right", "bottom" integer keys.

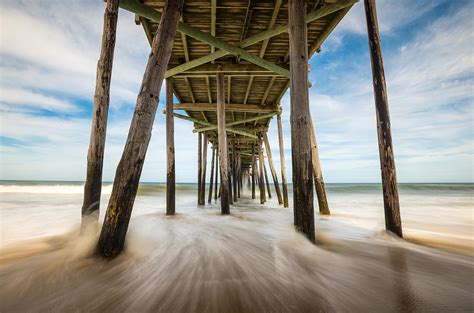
[{"left": 82, "top": 0, "right": 402, "bottom": 259}]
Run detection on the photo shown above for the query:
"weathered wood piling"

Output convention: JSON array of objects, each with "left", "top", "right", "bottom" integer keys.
[
  {"left": 216, "top": 72, "right": 230, "bottom": 214},
  {"left": 258, "top": 137, "right": 266, "bottom": 204},
  {"left": 277, "top": 114, "right": 289, "bottom": 208},
  {"left": 263, "top": 158, "right": 272, "bottom": 199},
  {"left": 166, "top": 78, "right": 175, "bottom": 215},
  {"left": 96, "top": 0, "right": 183, "bottom": 259},
  {"left": 288, "top": 0, "right": 315, "bottom": 242},
  {"left": 309, "top": 121, "right": 330, "bottom": 215},
  {"left": 214, "top": 147, "right": 219, "bottom": 200},
  {"left": 251, "top": 144, "right": 256, "bottom": 199},
  {"left": 197, "top": 133, "right": 202, "bottom": 204},
  {"left": 208, "top": 144, "right": 215, "bottom": 203},
  {"left": 199, "top": 133, "right": 208, "bottom": 205},
  {"left": 263, "top": 133, "right": 283, "bottom": 204},
  {"left": 82, "top": 0, "right": 119, "bottom": 222},
  {"left": 364, "top": 0, "right": 403, "bottom": 237}
]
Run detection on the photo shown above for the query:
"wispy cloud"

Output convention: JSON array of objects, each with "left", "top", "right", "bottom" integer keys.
[{"left": 1, "top": 88, "right": 78, "bottom": 112}]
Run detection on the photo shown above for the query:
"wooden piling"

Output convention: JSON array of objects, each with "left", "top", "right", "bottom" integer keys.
[
  {"left": 364, "top": 0, "right": 402, "bottom": 237},
  {"left": 237, "top": 154, "right": 241, "bottom": 198},
  {"left": 289, "top": 0, "right": 315, "bottom": 242},
  {"left": 263, "top": 158, "right": 272, "bottom": 199},
  {"left": 96, "top": 0, "right": 184, "bottom": 259},
  {"left": 309, "top": 121, "right": 330, "bottom": 215},
  {"left": 228, "top": 153, "right": 234, "bottom": 205},
  {"left": 232, "top": 142, "right": 238, "bottom": 202},
  {"left": 197, "top": 133, "right": 202, "bottom": 204},
  {"left": 251, "top": 144, "right": 256, "bottom": 199},
  {"left": 82, "top": 0, "right": 119, "bottom": 221},
  {"left": 166, "top": 78, "right": 175, "bottom": 215},
  {"left": 277, "top": 114, "right": 289, "bottom": 208},
  {"left": 214, "top": 147, "right": 219, "bottom": 200},
  {"left": 208, "top": 143, "right": 216, "bottom": 203},
  {"left": 199, "top": 133, "right": 208, "bottom": 205},
  {"left": 258, "top": 137, "right": 266, "bottom": 204},
  {"left": 263, "top": 133, "right": 283, "bottom": 204},
  {"left": 217, "top": 72, "right": 230, "bottom": 214}
]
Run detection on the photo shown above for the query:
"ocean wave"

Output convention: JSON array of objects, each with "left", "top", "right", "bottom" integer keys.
[
  {"left": 0, "top": 184, "right": 113, "bottom": 195},
  {"left": 0, "top": 183, "right": 197, "bottom": 195}
]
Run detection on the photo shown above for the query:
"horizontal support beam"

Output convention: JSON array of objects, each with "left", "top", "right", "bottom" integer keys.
[
  {"left": 193, "top": 111, "right": 277, "bottom": 133},
  {"left": 174, "top": 63, "right": 282, "bottom": 74},
  {"left": 120, "top": 0, "right": 290, "bottom": 78},
  {"left": 173, "top": 103, "right": 279, "bottom": 114},
  {"left": 195, "top": 125, "right": 268, "bottom": 133},
  {"left": 173, "top": 113, "right": 258, "bottom": 139},
  {"left": 174, "top": 73, "right": 280, "bottom": 78},
  {"left": 164, "top": 0, "right": 358, "bottom": 77}
]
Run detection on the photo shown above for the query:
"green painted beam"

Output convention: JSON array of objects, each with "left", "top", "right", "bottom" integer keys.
[
  {"left": 309, "top": 5, "right": 353, "bottom": 56},
  {"left": 173, "top": 113, "right": 258, "bottom": 139},
  {"left": 164, "top": 0, "right": 358, "bottom": 77},
  {"left": 119, "top": 0, "right": 289, "bottom": 78}
]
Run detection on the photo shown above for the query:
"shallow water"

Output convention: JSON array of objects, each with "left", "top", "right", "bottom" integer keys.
[{"left": 0, "top": 182, "right": 473, "bottom": 312}]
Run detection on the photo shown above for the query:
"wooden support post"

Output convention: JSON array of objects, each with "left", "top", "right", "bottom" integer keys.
[
  {"left": 309, "top": 121, "right": 330, "bottom": 215},
  {"left": 82, "top": 0, "right": 119, "bottom": 222},
  {"left": 364, "top": 0, "right": 402, "bottom": 237},
  {"left": 228, "top": 153, "right": 234, "bottom": 205},
  {"left": 96, "top": 0, "right": 183, "bottom": 259},
  {"left": 289, "top": 0, "right": 315, "bottom": 243},
  {"left": 208, "top": 143, "right": 216, "bottom": 203},
  {"left": 263, "top": 133, "right": 283, "bottom": 204},
  {"left": 197, "top": 133, "right": 202, "bottom": 204},
  {"left": 277, "top": 114, "right": 289, "bottom": 208},
  {"left": 199, "top": 133, "right": 208, "bottom": 205},
  {"left": 214, "top": 147, "right": 219, "bottom": 200},
  {"left": 237, "top": 155, "right": 241, "bottom": 198},
  {"left": 263, "top": 159, "right": 272, "bottom": 199},
  {"left": 166, "top": 78, "right": 175, "bottom": 215},
  {"left": 258, "top": 138, "right": 266, "bottom": 204},
  {"left": 217, "top": 72, "right": 230, "bottom": 214},
  {"left": 232, "top": 143, "right": 238, "bottom": 202},
  {"left": 251, "top": 145, "right": 256, "bottom": 199},
  {"left": 256, "top": 160, "right": 261, "bottom": 195}
]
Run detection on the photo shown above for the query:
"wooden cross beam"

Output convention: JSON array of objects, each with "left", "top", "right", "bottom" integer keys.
[
  {"left": 163, "top": 0, "right": 358, "bottom": 78},
  {"left": 172, "top": 103, "right": 279, "bottom": 114},
  {"left": 193, "top": 112, "right": 277, "bottom": 133},
  {"left": 196, "top": 125, "right": 268, "bottom": 133},
  {"left": 173, "top": 113, "right": 258, "bottom": 139},
  {"left": 120, "top": 0, "right": 290, "bottom": 77},
  {"left": 172, "top": 63, "right": 278, "bottom": 74}
]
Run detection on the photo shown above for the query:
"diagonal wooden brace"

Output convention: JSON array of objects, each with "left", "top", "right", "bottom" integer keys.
[
  {"left": 119, "top": 0, "right": 290, "bottom": 77},
  {"left": 163, "top": 0, "right": 358, "bottom": 78}
]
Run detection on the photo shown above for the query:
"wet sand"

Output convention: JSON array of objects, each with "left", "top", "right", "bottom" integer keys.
[{"left": 1, "top": 201, "right": 473, "bottom": 312}]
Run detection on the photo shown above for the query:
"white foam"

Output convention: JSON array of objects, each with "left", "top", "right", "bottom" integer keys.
[{"left": 0, "top": 184, "right": 113, "bottom": 195}]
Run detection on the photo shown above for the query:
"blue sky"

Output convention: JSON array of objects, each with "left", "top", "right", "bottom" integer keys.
[{"left": 0, "top": 0, "right": 472, "bottom": 183}]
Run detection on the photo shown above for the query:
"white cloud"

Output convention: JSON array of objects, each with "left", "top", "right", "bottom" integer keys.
[
  {"left": 0, "top": 0, "right": 150, "bottom": 109},
  {"left": 336, "top": 0, "right": 441, "bottom": 36},
  {"left": 0, "top": 88, "right": 77, "bottom": 112},
  {"left": 301, "top": 1, "right": 473, "bottom": 182}
]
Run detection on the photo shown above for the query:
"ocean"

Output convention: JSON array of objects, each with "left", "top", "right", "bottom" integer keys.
[{"left": 0, "top": 181, "right": 473, "bottom": 312}]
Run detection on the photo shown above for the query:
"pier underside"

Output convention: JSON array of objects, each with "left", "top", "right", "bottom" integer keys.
[
  {"left": 129, "top": 0, "right": 353, "bottom": 170},
  {"left": 85, "top": 0, "right": 403, "bottom": 259}
]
